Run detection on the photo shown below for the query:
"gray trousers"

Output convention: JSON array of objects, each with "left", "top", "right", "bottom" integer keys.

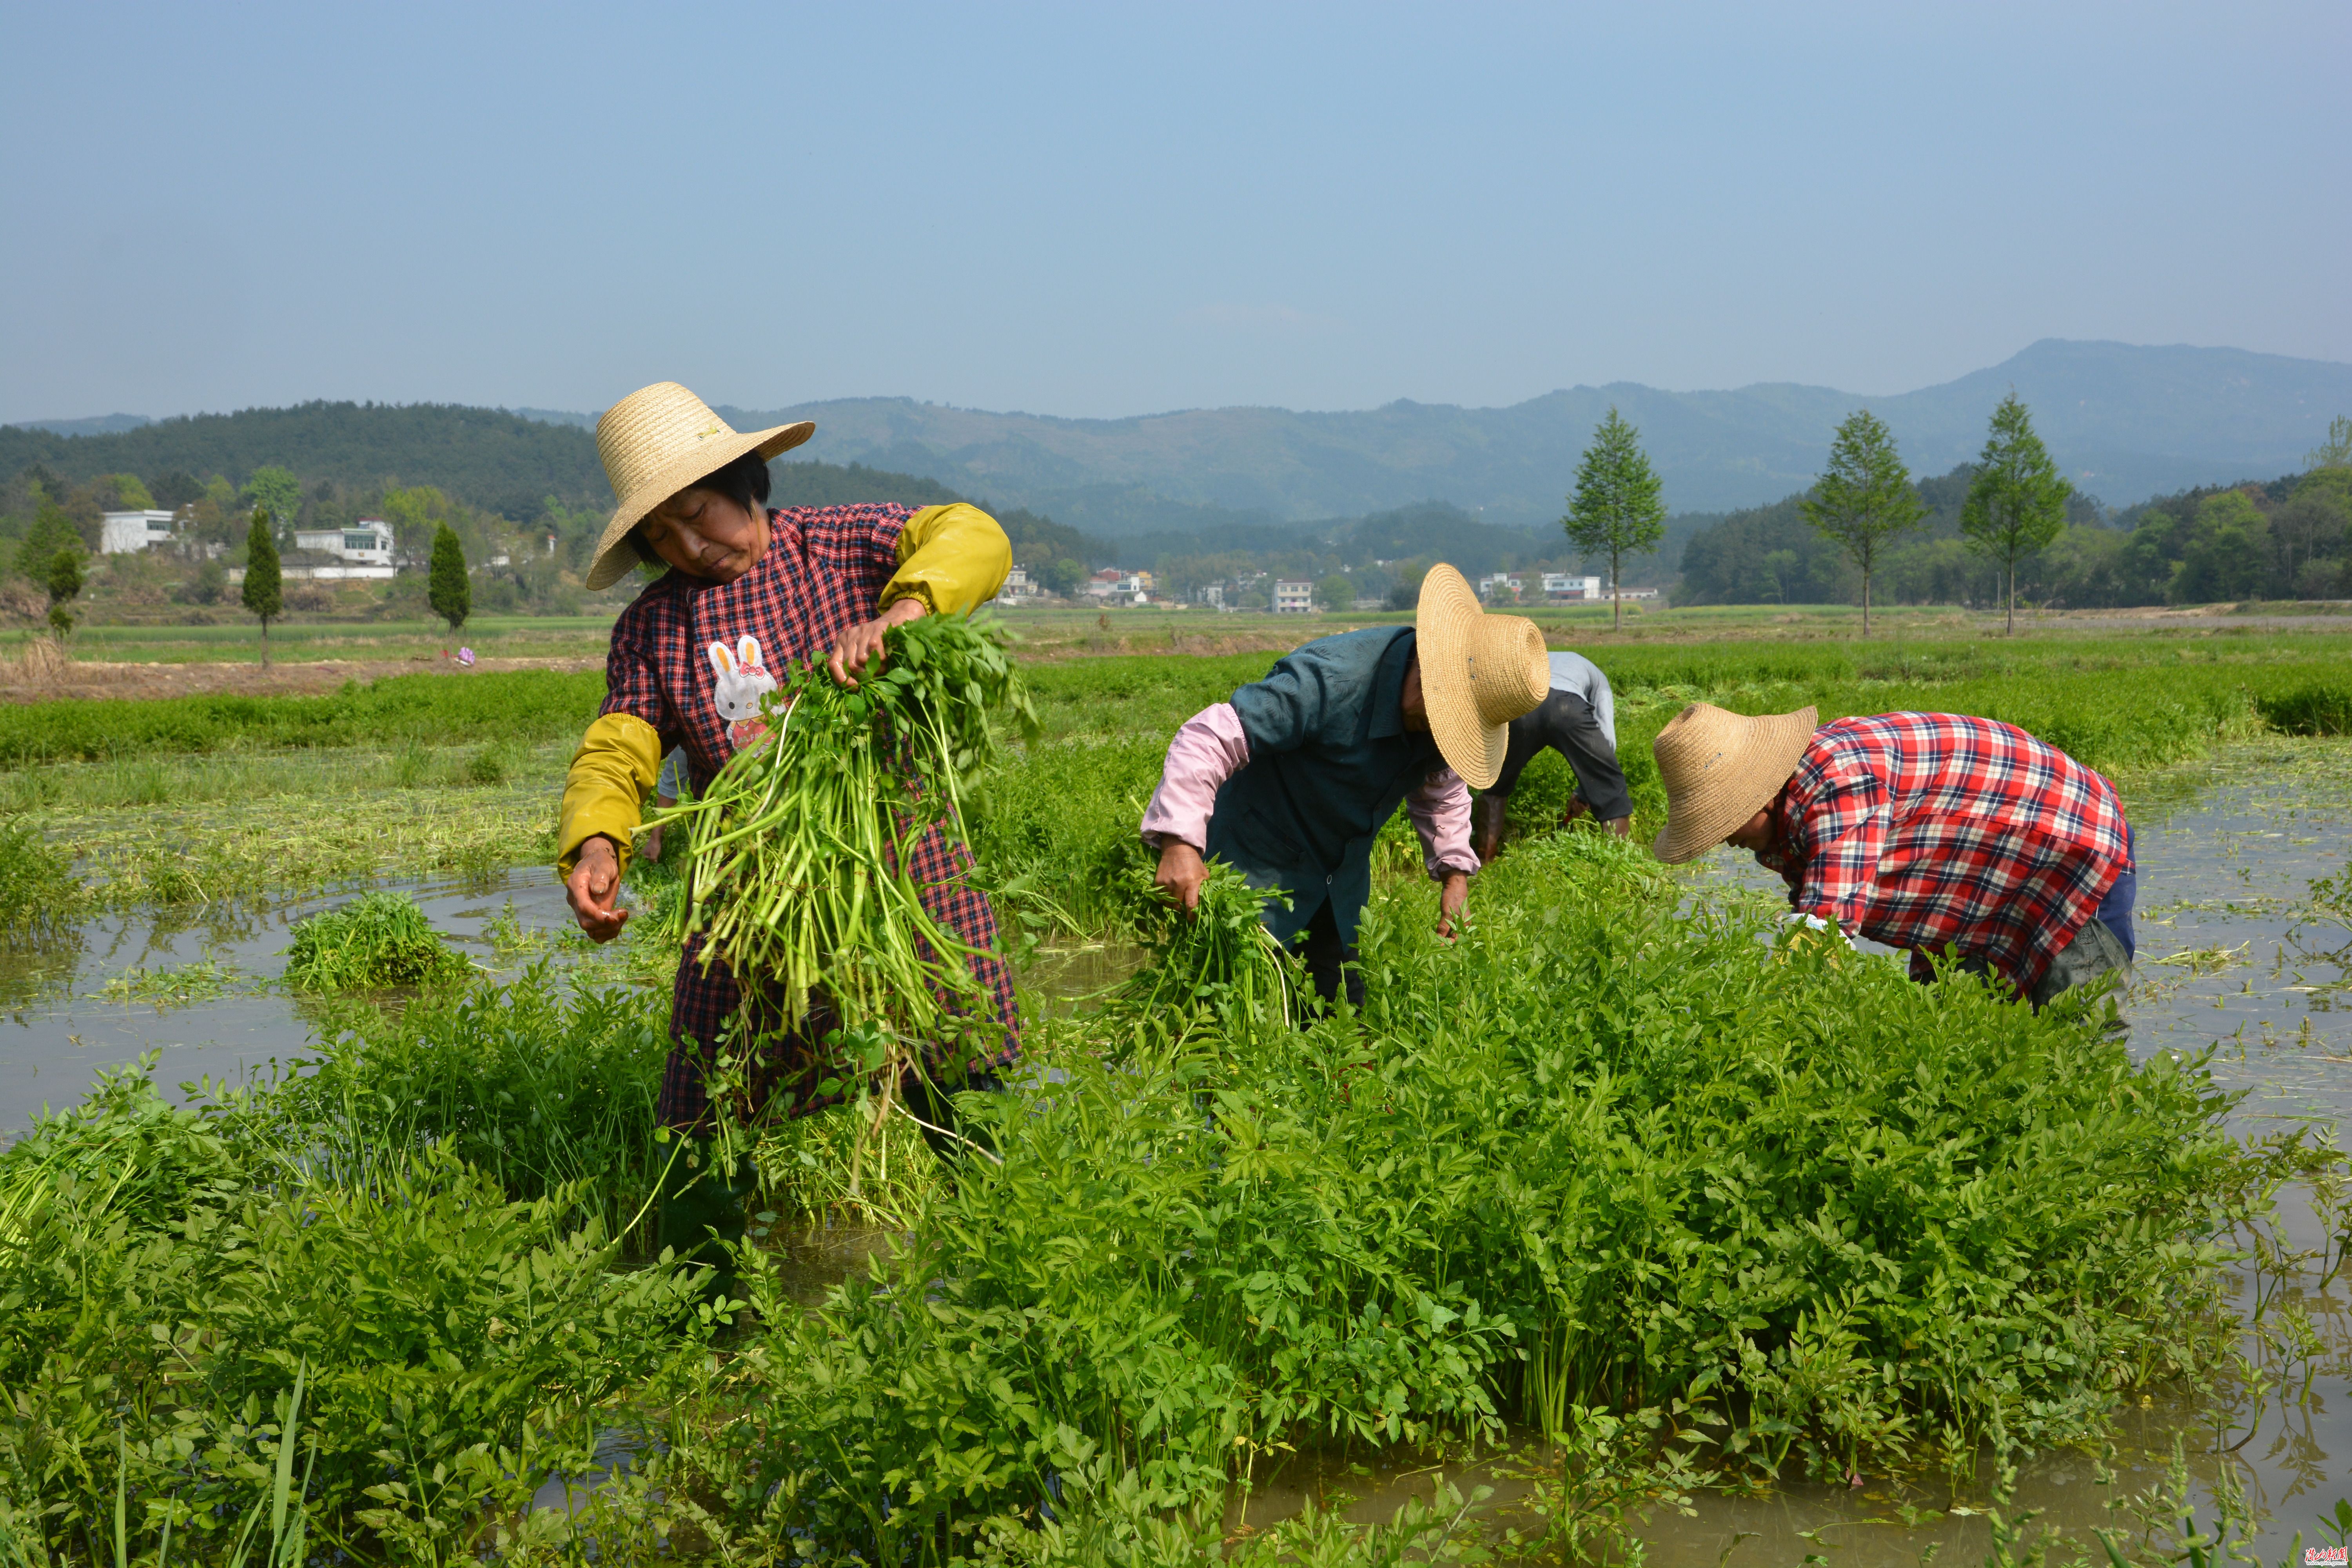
[{"left": 2028, "top": 916, "right": 2134, "bottom": 1009}]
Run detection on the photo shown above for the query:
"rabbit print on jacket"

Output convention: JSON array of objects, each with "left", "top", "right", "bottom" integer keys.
[{"left": 707, "top": 635, "right": 779, "bottom": 748}]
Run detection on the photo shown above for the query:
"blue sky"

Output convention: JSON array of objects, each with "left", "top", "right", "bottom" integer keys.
[{"left": 2, "top": 1, "right": 2345, "bottom": 425}]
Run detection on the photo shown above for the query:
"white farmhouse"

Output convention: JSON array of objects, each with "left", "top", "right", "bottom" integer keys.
[
  {"left": 291, "top": 519, "right": 396, "bottom": 565},
  {"left": 1273, "top": 580, "right": 1314, "bottom": 613},
  {"left": 100, "top": 510, "right": 180, "bottom": 555},
  {"left": 1543, "top": 573, "right": 1603, "bottom": 602}
]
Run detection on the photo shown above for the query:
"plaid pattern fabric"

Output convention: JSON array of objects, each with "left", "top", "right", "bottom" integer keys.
[
  {"left": 600, "top": 505, "right": 1021, "bottom": 1132},
  {"left": 1755, "top": 713, "right": 2131, "bottom": 994}
]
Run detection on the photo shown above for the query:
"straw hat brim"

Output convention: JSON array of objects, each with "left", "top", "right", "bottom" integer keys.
[
  {"left": 1414, "top": 564, "right": 1511, "bottom": 789},
  {"left": 1650, "top": 706, "right": 1818, "bottom": 864},
  {"left": 583, "top": 420, "right": 814, "bottom": 591}
]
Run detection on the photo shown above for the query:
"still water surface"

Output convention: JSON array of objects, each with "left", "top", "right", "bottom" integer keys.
[{"left": 4, "top": 742, "right": 2347, "bottom": 1559}]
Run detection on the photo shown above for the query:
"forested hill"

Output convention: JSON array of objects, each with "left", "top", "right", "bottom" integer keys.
[
  {"left": 0, "top": 403, "right": 612, "bottom": 520},
  {"left": 702, "top": 340, "right": 2351, "bottom": 529}
]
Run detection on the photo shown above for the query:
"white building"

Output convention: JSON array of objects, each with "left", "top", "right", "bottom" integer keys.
[
  {"left": 1476, "top": 573, "right": 1524, "bottom": 601},
  {"left": 995, "top": 564, "right": 1037, "bottom": 605},
  {"left": 100, "top": 510, "right": 180, "bottom": 555},
  {"left": 292, "top": 519, "right": 396, "bottom": 566},
  {"left": 1273, "top": 580, "right": 1314, "bottom": 613},
  {"left": 1543, "top": 573, "right": 1603, "bottom": 601}
]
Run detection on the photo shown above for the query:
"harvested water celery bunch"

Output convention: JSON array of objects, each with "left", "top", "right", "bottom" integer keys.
[{"left": 655, "top": 613, "right": 1036, "bottom": 1055}]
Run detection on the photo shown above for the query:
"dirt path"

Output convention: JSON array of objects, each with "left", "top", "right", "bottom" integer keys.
[{"left": 0, "top": 650, "right": 602, "bottom": 704}]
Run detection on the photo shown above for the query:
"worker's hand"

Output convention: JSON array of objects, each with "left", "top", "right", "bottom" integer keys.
[
  {"left": 1154, "top": 839, "right": 1207, "bottom": 915},
  {"left": 1602, "top": 816, "right": 1632, "bottom": 839},
  {"left": 566, "top": 836, "right": 629, "bottom": 943},
  {"left": 829, "top": 597, "right": 929, "bottom": 688},
  {"left": 1436, "top": 870, "right": 1469, "bottom": 941}
]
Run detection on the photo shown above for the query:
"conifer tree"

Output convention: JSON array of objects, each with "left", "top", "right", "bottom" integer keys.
[
  {"left": 428, "top": 523, "right": 471, "bottom": 633},
  {"left": 1800, "top": 409, "right": 1926, "bottom": 636},
  {"left": 45, "top": 546, "right": 83, "bottom": 639},
  {"left": 241, "top": 505, "right": 283, "bottom": 664},
  {"left": 1961, "top": 394, "right": 2072, "bottom": 635},
  {"left": 1562, "top": 407, "right": 1666, "bottom": 631}
]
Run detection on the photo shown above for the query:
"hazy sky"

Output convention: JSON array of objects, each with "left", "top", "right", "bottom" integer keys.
[{"left": 4, "top": 1, "right": 2346, "bottom": 425}]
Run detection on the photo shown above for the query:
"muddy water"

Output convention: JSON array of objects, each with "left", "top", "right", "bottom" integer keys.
[{"left": 9, "top": 744, "right": 2350, "bottom": 1557}]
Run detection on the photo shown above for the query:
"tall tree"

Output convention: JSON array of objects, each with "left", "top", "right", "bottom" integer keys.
[
  {"left": 1562, "top": 407, "right": 1666, "bottom": 631},
  {"left": 1961, "top": 394, "right": 2072, "bottom": 635},
  {"left": 45, "top": 546, "right": 83, "bottom": 639},
  {"left": 2309, "top": 414, "right": 2352, "bottom": 472},
  {"left": 241, "top": 505, "right": 283, "bottom": 664},
  {"left": 429, "top": 522, "right": 472, "bottom": 633},
  {"left": 1800, "top": 409, "right": 1927, "bottom": 636}
]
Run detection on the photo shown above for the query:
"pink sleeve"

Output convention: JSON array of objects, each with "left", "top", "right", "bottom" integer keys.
[
  {"left": 1406, "top": 767, "right": 1481, "bottom": 879},
  {"left": 1140, "top": 703, "right": 1251, "bottom": 852}
]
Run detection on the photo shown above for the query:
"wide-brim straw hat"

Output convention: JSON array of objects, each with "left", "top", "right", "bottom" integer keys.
[
  {"left": 583, "top": 382, "right": 815, "bottom": 591},
  {"left": 1414, "top": 564, "right": 1550, "bottom": 790},
  {"left": 1650, "top": 701, "right": 1820, "bottom": 864}
]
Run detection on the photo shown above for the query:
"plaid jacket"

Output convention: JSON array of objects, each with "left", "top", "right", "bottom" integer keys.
[
  {"left": 600, "top": 505, "right": 1020, "bottom": 1131},
  {"left": 1753, "top": 713, "right": 2131, "bottom": 993}
]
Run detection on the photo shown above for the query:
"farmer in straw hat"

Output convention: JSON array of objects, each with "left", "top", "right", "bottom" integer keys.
[
  {"left": 1472, "top": 648, "right": 1634, "bottom": 862},
  {"left": 1650, "top": 704, "right": 2138, "bottom": 1006},
  {"left": 1142, "top": 564, "right": 1552, "bottom": 1010},
  {"left": 557, "top": 381, "right": 1018, "bottom": 1273}
]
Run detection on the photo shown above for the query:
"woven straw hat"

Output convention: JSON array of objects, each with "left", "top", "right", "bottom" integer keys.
[
  {"left": 1414, "top": 564, "right": 1550, "bottom": 789},
  {"left": 583, "top": 382, "right": 815, "bottom": 590},
  {"left": 1650, "top": 701, "right": 1819, "bottom": 864}
]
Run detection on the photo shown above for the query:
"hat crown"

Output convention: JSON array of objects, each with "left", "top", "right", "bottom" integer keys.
[
  {"left": 595, "top": 382, "right": 742, "bottom": 505},
  {"left": 1463, "top": 615, "right": 1550, "bottom": 726}
]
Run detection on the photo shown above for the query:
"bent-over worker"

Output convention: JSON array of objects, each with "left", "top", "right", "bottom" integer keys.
[
  {"left": 555, "top": 381, "right": 1018, "bottom": 1276},
  {"left": 1142, "top": 564, "right": 1551, "bottom": 1011},
  {"left": 1650, "top": 703, "right": 2137, "bottom": 1006},
  {"left": 1473, "top": 649, "right": 1633, "bottom": 860}
]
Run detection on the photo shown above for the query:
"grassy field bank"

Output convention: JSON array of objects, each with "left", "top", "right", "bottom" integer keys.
[{"left": 7, "top": 628, "right": 2352, "bottom": 916}]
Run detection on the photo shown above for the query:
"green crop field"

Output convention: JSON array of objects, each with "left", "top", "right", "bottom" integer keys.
[{"left": 1, "top": 619, "right": 2347, "bottom": 1562}]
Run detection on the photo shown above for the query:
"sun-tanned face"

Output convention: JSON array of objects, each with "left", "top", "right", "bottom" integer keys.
[
  {"left": 637, "top": 486, "right": 768, "bottom": 582},
  {"left": 1399, "top": 658, "right": 1429, "bottom": 733},
  {"left": 1724, "top": 805, "right": 1777, "bottom": 853}
]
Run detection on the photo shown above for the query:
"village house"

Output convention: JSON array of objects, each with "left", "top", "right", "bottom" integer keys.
[
  {"left": 1272, "top": 580, "right": 1314, "bottom": 613},
  {"left": 1543, "top": 573, "right": 1603, "bottom": 602},
  {"left": 99, "top": 509, "right": 181, "bottom": 555}
]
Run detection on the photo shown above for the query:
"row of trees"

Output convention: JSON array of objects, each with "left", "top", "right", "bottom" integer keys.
[{"left": 1675, "top": 414, "right": 2352, "bottom": 616}]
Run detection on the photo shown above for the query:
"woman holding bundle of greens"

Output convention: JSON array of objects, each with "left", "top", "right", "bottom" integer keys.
[{"left": 556, "top": 381, "right": 1015, "bottom": 1271}]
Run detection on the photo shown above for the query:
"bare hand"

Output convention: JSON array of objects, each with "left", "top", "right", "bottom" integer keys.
[
  {"left": 1436, "top": 870, "right": 1469, "bottom": 941},
  {"left": 566, "top": 837, "right": 629, "bottom": 943},
  {"left": 828, "top": 598, "right": 928, "bottom": 687},
  {"left": 1154, "top": 840, "right": 1207, "bottom": 914}
]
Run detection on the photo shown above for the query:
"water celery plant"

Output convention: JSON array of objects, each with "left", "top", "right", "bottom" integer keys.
[{"left": 655, "top": 612, "right": 1035, "bottom": 1083}]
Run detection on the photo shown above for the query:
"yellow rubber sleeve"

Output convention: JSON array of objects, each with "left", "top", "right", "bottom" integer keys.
[
  {"left": 880, "top": 503, "right": 1012, "bottom": 617},
  {"left": 557, "top": 712, "right": 663, "bottom": 878}
]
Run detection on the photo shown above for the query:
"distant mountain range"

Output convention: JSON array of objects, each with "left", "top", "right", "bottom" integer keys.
[{"left": 14, "top": 341, "right": 2347, "bottom": 535}]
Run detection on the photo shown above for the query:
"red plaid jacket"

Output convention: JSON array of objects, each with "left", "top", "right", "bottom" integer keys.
[
  {"left": 1753, "top": 713, "right": 2131, "bottom": 993},
  {"left": 601, "top": 505, "right": 1018, "bottom": 1131}
]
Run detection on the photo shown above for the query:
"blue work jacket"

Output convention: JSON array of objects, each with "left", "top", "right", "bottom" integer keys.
[{"left": 1206, "top": 626, "right": 1448, "bottom": 945}]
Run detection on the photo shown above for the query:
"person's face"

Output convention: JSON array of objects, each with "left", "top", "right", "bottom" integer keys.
[
  {"left": 1399, "top": 657, "right": 1430, "bottom": 732},
  {"left": 637, "top": 486, "right": 767, "bottom": 582},
  {"left": 1724, "top": 805, "right": 1777, "bottom": 853}
]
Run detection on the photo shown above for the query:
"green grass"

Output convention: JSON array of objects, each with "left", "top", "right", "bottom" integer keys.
[{"left": 0, "top": 669, "right": 604, "bottom": 766}]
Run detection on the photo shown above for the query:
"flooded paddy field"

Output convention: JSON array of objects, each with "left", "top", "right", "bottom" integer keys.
[{"left": 4, "top": 739, "right": 2348, "bottom": 1563}]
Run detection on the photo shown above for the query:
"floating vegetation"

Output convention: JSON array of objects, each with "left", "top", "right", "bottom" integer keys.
[
  {"left": 2150, "top": 942, "right": 2254, "bottom": 975},
  {"left": 0, "top": 816, "right": 83, "bottom": 939},
  {"left": 96, "top": 959, "right": 247, "bottom": 1008},
  {"left": 282, "top": 890, "right": 472, "bottom": 992}
]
